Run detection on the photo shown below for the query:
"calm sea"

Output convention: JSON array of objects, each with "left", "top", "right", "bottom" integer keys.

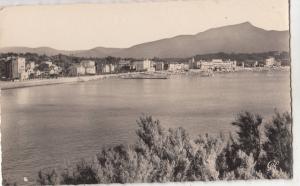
[{"left": 1, "top": 71, "right": 291, "bottom": 184}]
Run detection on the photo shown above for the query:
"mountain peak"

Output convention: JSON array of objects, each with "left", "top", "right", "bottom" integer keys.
[
  {"left": 0, "top": 22, "right": 289, "bottom": 58},
  {"left": 234, "top": 21, "right": 256, "bottom": 28},
  {"left": 221, "top": 21, "right": 257, "bottom": 30},
  {"left": 197, "top": 22, "right": 258, "bottom": 36},
  {"left": 240, "top": 21, "right": 252, "bottom": 25}
]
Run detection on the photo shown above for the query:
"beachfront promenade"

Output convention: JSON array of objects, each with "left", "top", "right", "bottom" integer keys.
[
  {"left": 0, "top": 73, "right": 138, "bottom": 90},
  {"left": 0, "top": 66, "right": 290, "bottom": 90}
]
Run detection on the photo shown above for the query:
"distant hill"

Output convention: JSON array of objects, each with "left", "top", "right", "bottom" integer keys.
[
  {"left": 111, "top": 22, "right": 289, "bottom": 58},
  {"left": 0, "top": 46, "right": 122, "bottom": 58},
  {"left": 0, "top": 47, "right": 72, "bottom": 56},
  {"left": 0, "top": 22, "right": 289, "bottom": 58},
  {"left": 71, "top": 47, "right": 123, "bottom": 58}
]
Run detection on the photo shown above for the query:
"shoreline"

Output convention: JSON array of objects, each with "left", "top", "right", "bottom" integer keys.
[
  {"left": 0, "top": 72, "right": 139, "bottom": 90},
  {"left": 0, "top": 67, "right": 290, "bottom": 90}
]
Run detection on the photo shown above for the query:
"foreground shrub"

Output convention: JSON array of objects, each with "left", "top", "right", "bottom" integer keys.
[
  {"left": 231, "top": 111, "right": 263, "bottom": 161},
  {"left": 96, "top": 144, "right": 145, "bottom": 183},
  {"left": 37, "top": 169, "right": 60, "bottom": 185},
  {"left": 2, "top": 179, "right": 17, "bottom": 186},
  {"left": 36, "top": 111, "right": 292, "bottom": 185},
  {"left": 135, "top": 116, "right": 195, "bottom": 182},
  {"left": 61, "top": 159, "right": 99, "bottom": 184},
  {"left": 188, "top": 133, "right": 226, "bottom": 181},
  {"left": 266, "top": 165, "right": 290, "bottom": 179},
  {"left": 263, "top": 111, "right": 293, "bottom": 177}
]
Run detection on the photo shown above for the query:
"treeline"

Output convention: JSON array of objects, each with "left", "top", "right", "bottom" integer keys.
[
  {"left": 0, "top": 51, "right": 290, "bottom": 66},
  {"left": 3, "top": 111, "right": 292, "bottom": 185},
  {"left": 0, "top": 53, "right": 136, "bottom": 66}
]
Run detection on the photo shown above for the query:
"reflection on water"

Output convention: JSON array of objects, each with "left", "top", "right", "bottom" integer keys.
[{"left": 1, "top": 71, "right": 291, "bottom": 184}]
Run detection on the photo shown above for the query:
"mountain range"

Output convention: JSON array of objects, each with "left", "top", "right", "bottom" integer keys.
[{"left": 0, "top": 22, "right": 289, "bottom": 58}]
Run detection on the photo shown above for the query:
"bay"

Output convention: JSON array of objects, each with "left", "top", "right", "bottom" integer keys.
[{"left": 1, "top": 71, "right": 291, "bottom": 184}]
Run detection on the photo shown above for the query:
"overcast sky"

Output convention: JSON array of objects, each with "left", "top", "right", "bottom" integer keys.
[{"left": 0, "top": 0, "right": 289, "bottom": 50}]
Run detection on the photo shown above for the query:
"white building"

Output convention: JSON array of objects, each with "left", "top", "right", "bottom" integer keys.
[
  {"left": 20, "top": 71, "right": 29, "bottom": 81},
  {"left": 168, "top": 63, "right": 189, "bottom": 71},
  {"left": 81, "top": 60, "right": 96, "bottom": 75},
  {"left": 29, "top": 61, "right": 35, "bottom": 69},
  {"left": 102, "top": 64, "right": 116, "bottom": 73},
  {"left": 103, "top": 64, "right": 110, "bottom": 73},
  {"left": 265, "top": 57, "right": 276, "bottom": 67},
  {"left": 132, "top": 59, "right": 154, "bottom": 71},
  {"left": 199, "top": 59, "right": 237, "bottom": 72},
  {"left": 43, "top": 61, "right": 53, "bottom": 66},
  {"left": 5, "top": 57, "right": 26, "bottom": 80},
  {"left": 69, "top": 64, "right": 85, "bottom": 76},
  {"left": 35, "top": 70, "right": 41, "bottom": 77},
  {"left": 25, "top": 61, "right": 36, "bottom": 77},
  {"left": 85, "top": 67, "right": 96, "bottom": 75}
]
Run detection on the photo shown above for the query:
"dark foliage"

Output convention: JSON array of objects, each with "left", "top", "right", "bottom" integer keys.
[
  {"left": 22, "top": 111, "right": 293, "bottom": 185},
  {"left": 263, "top": 111, "right": 293, "bottom": 176},
  {"left": 2, "top": 179, "right": 17, "bottom": 186},
  {"left": 231, "top": 112, "right": 262, "bottom": 161}
]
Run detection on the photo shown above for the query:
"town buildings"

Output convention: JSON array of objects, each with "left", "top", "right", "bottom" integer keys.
[
  {"left": 81, "top": 60, "right": 96, "bottom": 75},
  {"left": 132, "top": 59, "right": 155, "bottom": 72},
  {"left": 153, "top": 61, "right": 165, "bottom": 71},
  {"left": 102, "top": 64, "right": 116, "bottom": 74},
  {"left": 44, "top": 61, "right": 53, "bottom": 66},
  {"left": 0, "top": 52, "right": 288, "bottom": 81},
  {"left": 265, "top": 57, "right": 276, "bottom": 67},
  {"left": 168, "top": 62, "right": 189, "bottom": 71},
  {"left": 4, "top": 57, "right": 26, "bottom": 80},
  {"left": 49, "top": 65, "right": 62, "bottom": 77},
  {"left": 68, "top": 60, "right": 96, "bottom": 76},
  {"left": 242, "top": 60, "right": 259, "bottom": 68},
  {"left": 199, "top": 59, "right": 237, "bottom": 72},
  {"left": 69, "top": 64, "right": 86, "bottom": 76},
  {"left": 26, "top": 61, "right": 36, "bottom": 79},
  {"left": 39, "top": 61, "right": 62, "bottom": 77},
  {"left": 118, "top": 60, "right": 131, "bottom": 72}
]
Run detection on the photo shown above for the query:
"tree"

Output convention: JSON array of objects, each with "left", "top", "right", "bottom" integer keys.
[
  {"left": 135, "top": 116, "right": 195, "bottom": 182},
  {"left": 189, "top": 133, "right": 226, "bottom": 181},
  {"left": 37, "top": 63, "right": 50, "bottom": 72},
  {"left": 231, "top": 111, "right": 263, "bottom": 161},
  {"left": 37, "top": 169, "right": 60, "bottom": 185},
  {"left": 263, "top": 111, "right": 292, "bottom": 177},
  {"left": 60, "top": 159, "right": 99, "bottom": 184}
]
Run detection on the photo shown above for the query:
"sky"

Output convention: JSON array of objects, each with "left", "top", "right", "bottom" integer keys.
[{"left": 0, "top": 0, "right": 289, "bottom": 50}]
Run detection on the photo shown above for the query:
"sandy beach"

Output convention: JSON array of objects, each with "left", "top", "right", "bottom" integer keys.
[{"left": 0, "top": 73, "right": 137, "bottom": 90}]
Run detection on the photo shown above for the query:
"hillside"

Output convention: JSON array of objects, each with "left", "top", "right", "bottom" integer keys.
[{"left": 0, "top": 22, "right": 289, "bottom": 58}]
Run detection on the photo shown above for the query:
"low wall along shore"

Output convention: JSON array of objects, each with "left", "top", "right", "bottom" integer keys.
[{"left": 0, "top": 73, "right": 132, "bottom": 90}]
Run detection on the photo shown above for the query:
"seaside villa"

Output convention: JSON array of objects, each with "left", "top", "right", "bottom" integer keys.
[{"left": 199, "top": 59, "right": 237, "bottom": 72}]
